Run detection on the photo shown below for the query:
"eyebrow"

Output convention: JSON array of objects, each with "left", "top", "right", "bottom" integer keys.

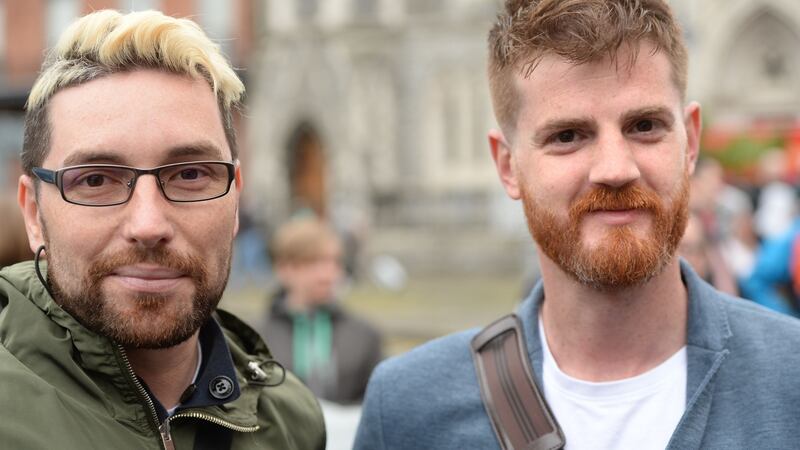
[
  {"left": 60, "top": 141, "right": 227, "bottom": 168},
  {"left": 164, "top": 143, "right": 226, "bottom": 161},
  {"left": 531, "top": 117, "right": 594, "bottom": 147},
  {"left": 620, "top": 106, "right": 676, "bottom": 126}
]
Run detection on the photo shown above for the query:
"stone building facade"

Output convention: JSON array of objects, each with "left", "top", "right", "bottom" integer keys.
[{"left": 246, "top": 0, "right": 800, "bottom": 274}]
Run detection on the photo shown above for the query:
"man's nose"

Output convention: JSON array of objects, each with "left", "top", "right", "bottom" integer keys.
[
  {"left": 121, "top": 174, "right": 175, "bottom": 248},
  {"left": 588, "top": 132, "right": 641, "bottom": 188}
]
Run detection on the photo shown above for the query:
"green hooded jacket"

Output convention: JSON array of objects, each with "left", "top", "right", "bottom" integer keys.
[{"left": 0, "top": 261, "right": 326, "bottom": 450}]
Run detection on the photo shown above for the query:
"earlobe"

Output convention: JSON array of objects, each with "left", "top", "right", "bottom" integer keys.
[
  {"left": 684, "top": 102, "right": 702, "bottom": 175},
  {"left": 489, "top": 129, "right": 521, "bottom": 200},
  {"left": 18, "top": 175, "right": 45, "bottom": 253}
]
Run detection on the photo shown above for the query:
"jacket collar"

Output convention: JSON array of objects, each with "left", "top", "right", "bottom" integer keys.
[
  {"left": 517, "top": 259, "right": 730, "bottom": 449},
  {"left": 0, "top": 261, "right": 279, "bottom": 430},
  {"left": 142, "top": 318, "right": 242, "bottom": 423}
]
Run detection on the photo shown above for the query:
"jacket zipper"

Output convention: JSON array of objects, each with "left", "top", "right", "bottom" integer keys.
[
  {"left": 168, "top": 410, "right": 260, "bottom": 433},
  {"left": 116, "top": 344, "right": 172, "bottom": 450},
  {"left": 117, "top": 346, "right": 260, "bottom": 447}
]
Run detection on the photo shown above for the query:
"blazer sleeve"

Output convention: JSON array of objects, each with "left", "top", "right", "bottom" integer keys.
[{"left": 353, "top": 363, "right": 387, "bottom": 450}]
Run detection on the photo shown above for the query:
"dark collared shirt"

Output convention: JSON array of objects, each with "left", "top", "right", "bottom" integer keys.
[{"left": 141, "top": 318, "right": 241, "bottom": 423}]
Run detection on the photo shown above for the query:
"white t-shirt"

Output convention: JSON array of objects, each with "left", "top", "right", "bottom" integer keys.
[{"left": 539, "top": 319, "right": 687, "bottom": 450}]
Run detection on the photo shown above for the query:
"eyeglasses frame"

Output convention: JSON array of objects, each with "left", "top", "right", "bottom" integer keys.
[{"left": 32, "top": 160, "right": 236, "bottom": 207}]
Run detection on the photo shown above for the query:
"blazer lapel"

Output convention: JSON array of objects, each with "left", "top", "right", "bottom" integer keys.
[{"left": 667, "top": 261, "right": 732, "bottom": 449}]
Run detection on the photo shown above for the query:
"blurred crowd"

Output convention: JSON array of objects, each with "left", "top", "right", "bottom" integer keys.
[{"left": 681, "top": 148, "right": 800, "bottom": 317}]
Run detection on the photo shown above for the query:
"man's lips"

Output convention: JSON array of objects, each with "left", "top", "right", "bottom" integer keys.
[
  {"left": 107, "top": 265, "right": 188, "bottom": 293},
  {"left": 586, "top": 208, "right": 645, "bottom": 225}
]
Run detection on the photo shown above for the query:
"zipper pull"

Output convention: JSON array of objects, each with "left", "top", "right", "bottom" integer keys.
[{"left": 159, "top": 419, "right": 176, "bottom": 450}]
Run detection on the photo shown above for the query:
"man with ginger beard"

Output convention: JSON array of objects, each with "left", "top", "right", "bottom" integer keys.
[
  {"left": 355, "top": 1, "right": 800, "bottom": 449},
  {"left": 0, "top": 10, "right": 324, "bottom": 450}
]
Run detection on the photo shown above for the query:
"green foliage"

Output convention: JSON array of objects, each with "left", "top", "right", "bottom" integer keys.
[{"left": 704, "top": 135, "right": 785, "bottom": 170}]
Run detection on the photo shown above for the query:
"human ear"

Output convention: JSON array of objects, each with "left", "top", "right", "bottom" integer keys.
[
  {"left": 18, "top": 175, "right": 45, "bottom": 253},
  {"left": 683, "top": 102, "right": 702, "bottom": 175},
  {"left": 489, "top": 129, "right": 521, "bottom": 200}
]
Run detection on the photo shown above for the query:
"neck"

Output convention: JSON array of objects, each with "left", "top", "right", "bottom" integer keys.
[
  {"left": 125, "top": 332, "right": 200, "bottom": 410},
  {"left": 538, "top": 255, "right": 687, "bottom": 382}
]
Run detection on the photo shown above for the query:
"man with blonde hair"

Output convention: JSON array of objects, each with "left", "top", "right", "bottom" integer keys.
[
  {"left": 355, "top": 1, "right": 800, "bottom": 449},
  {"left": 0, "top": 10, "right": 324, "bottom": 449},
  {"left": 262, "top": 218, "right": 382, "bottom": 404}
]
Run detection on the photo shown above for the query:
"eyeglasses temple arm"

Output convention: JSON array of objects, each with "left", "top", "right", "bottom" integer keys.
[{"left": 32, "top": 167, "right": 57, "bottom": 184}]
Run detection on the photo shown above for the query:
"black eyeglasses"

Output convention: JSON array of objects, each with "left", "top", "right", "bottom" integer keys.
[{"left": 32, "top": 161, "right": 236, "bottom": 207}]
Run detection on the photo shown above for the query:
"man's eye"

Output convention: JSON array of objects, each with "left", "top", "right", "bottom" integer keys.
[
  {"left": 180, "top": 168, "right": 200, "bottom": 180},
  {"left": 85, "top": 174, "right": 106, "bottom": 187},
  {"left": 635, "top": 120, "right": 654, "bottom": 132},
  {"left": 556, "top": 130, "right": 576, "bottom": 143}
]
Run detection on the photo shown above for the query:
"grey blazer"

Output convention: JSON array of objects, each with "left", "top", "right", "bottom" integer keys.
[{"left": 354, "top": 260, "right": 800, "bottom": 449}]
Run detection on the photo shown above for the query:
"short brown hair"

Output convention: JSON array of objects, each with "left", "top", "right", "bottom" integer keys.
[
  {"left": 487, "top": 0, "right": 688, "bottom": 134},
  {"left": 271, "top": 219, "right": 341, "bottom": 266},
  {"left": 22, "top": 10, "right": 244, "bottom": 175}
]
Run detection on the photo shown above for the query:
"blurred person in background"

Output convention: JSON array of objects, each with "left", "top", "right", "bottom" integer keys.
[
  {"left": 230, "top": 210, "right": 272, "bottom": 288},
  {"left": 754, "top": 148, "right": 797, "bottom": 240},
  {"left": 716, "top": 184, "right": 759, "bottom": 289},
  {"left": 678, "top": 212, "right": 738, "bottom": 295},
  {"left": 689, "top": 157, "right": 726, "bottom": 241},
  {"left": 0, "top": 195, "right": 31, "bottom": 268},
  {"left": 263, "top": 218, "right": 383, "bottom": 404},
  {"left": 685, "top": 158, "right": 741, "bottom": 295},
  {"left": 739, "top": 148, "right": 800, "bottom": 317},
  {"left": 741, "top": 216, "right": 800, "bottom": 317},
  {"left": 0, "top": 10, "right": 324, "bottom": 449},
  {"left": 355, "top": 1, "right": 800, "bottom": 449}
]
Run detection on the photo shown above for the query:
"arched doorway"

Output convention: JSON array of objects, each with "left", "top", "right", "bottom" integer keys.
[{"left": 287, "top": 121, "right": 327, "bottom": 218}]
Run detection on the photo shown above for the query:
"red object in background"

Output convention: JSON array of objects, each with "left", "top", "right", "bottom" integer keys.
[
  {"left": 786, "top": 127, "right": 800, "bottom": 182},
  {"left": 701, "top": 127, "right": 735, "bottom": 152},
  {"left": 700, "top": 120, "right": 800, "bottom": 184}
]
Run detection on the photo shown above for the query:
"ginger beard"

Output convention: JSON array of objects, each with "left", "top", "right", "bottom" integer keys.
[
  {"left": 521, "top": 173, "right": 690, "bottom": 290},
  {"left": 45, "top": 241, "right": 230, "bottom": 349}
]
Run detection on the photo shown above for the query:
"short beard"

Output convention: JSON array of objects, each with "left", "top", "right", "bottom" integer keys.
[
  {"left": 521, "top": 174, "right": 689, "bottom": 290},
  {"left": 47, "top": 245, "right": 229, "bottom": 349}
]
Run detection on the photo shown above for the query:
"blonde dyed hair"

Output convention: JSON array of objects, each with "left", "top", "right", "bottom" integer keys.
[
  {"left": 271, "top": 219, "right": 342, "bottom": 266},
  {"left": 22, "top": 9, "right": 244, "bottom": 173}
]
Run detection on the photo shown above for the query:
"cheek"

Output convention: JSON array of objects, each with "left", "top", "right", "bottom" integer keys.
[
  {"left": 523, "top": 170, "right": 582, "bottom": 215},
  {"left": 44, "top": 210, "right": 110, "bottom": 264},
  {"left": 186, "top": 207, "right": 237, "bottom": 250}
]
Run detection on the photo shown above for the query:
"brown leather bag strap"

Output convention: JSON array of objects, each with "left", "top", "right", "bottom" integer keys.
[{"left": 471, "top": 314, "right": 565, "bottom": 450}]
